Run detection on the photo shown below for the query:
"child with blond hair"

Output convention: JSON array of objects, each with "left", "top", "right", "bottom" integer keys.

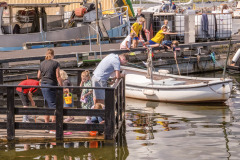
[
  {"left": 145, "top": 26, "right": 177, "bottom": 48},
  {"left": 60, "top": 70, "right": 75, "bottom": 123},
  {"left": 131, "top": 17, "right": 145, "bottom": 48},
  {"left": 120, "top": 32, "right": 136, "bottom": 50},
  {"left": 91, "top": 103, "right": 105, "bottom": 124},
  {"left": 80, "top": 70, "right": 94, "bottom": 109}
]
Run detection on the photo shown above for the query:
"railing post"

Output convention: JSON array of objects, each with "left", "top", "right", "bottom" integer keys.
[
  {"left": 116, "top": 86, "right": 120, "bottom": 129},
  {"left": 122, "top": 77, "right": 125, "bottom": 117},
  {"left": 56, "top": 88, "right": 63, "bottom": 141},
  {"left": 119, "top": 79, "right": 123, "bottom": 122},
  {"left": 105, "top": 88, "right": 115, "bottom": 140},
  {"left": 7, "top": 87, "right": 15, "bottom": 141},
  {"left": 77, "top": 70, "right": 83, "bottom": 108}
]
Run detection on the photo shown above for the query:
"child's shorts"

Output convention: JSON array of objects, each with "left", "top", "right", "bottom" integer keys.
[
  {"left": 133, "top": 37, "right": 139, "bottom": 40},
  {"left": 149, "top": 40, "right": 157, "bottom": 45},
  {"left": 162, "top": 40, "right": 172, "bottom": 46}
]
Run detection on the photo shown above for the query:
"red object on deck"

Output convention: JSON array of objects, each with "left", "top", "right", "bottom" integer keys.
[
  {"left": 75, "top": 7, "right": 87, "bottom": 17},
  {"left": 89, "top": 131, "right": 97, "bottom": 136}
]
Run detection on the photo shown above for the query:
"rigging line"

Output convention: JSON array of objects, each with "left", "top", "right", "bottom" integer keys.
[
  {"left": 130, "top": 52, "right": 146, "bottom": 65},
  {"left": 207, "top": 83, "right": 232, "bottom": 95},
  {"left": 186, "top": 43, "right": 193, "bottom": 76},
  {"left": 127, "top": 62, "right": 146, "bottom": 69}
]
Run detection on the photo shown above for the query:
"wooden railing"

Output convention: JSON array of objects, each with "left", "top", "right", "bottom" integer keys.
[{"left": 0, "top": 68, "right": 125, "bottom": 141}]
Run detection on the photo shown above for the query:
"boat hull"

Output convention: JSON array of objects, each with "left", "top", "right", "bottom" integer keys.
[
  {"left": 126, "top": 81, "right": 232, "bottom": 102},
  {"left": 0, "top": 22, "right": 128, "bottom": 51},
  {"left": 122, "top": 66, "right": 233, "bottom": 103}
]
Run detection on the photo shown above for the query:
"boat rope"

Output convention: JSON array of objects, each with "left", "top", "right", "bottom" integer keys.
[
  {"left": 186, "top": 44, "right": 193, "bottom": 76},
  {"left": 174, "top": 51, "right": 181, "bottom": 75},
  {"left": 210, "top": 52, "right": 225, "bottom": 69},
  {"left": 127, "top": 62, "right": 146, "bottom": 69},
  {"left": 207, "top": 82, "right": 232, "bottom": 95}
]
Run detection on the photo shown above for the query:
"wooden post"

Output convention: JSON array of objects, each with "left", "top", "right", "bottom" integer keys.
[
  {"left": 56, "top": 88, "right": 63, "bottom": 141},
  {"left": 122, "top": 77, "right": 126, "bottom": 117},
  {"left": 77, "top": 70, "right": 83, "bottom": 108},
  {"left": 120, "top": 80, "right": 123, "bottom": 122},
  {"left": 116, "top": 86, "right": 120, "bottom": 129},
  {"left": 105, "top": 88, "right": 115, "bottom": 140},
  {"left": 7, "top": 87, "right": 15, "bottom": 141}
]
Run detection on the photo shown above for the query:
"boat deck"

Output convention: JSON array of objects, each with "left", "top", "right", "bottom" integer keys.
[{"left": 0, "top": 35, "right": 239, "bottom": 64}]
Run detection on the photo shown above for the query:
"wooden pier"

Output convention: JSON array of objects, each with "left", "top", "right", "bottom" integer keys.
[{"left": 0, "top": 68, "right": 126, "bottom": 142}]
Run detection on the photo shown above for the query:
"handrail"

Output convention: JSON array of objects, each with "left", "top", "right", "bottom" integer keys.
[{"left": 0, "top": 77, "right": 125, "bottom": 141}]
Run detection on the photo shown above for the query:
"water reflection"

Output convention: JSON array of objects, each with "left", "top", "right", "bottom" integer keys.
[
  {"left": 125, "top": 98, "right": 240, "bottom": 160},
  {"left": 0, "top": 129, "right": 129, "bottom": 160}
]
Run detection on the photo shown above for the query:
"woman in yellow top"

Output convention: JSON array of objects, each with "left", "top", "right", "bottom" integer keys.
[
  {"left": 145, "top": 26, "right": 177, "bottom": 48},
  {"left": 131, "top": 17, "right": 145, "bottom": 48}
]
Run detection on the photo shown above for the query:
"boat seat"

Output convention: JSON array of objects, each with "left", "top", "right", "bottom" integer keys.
[{"left": 150, "top": 81, "right": 186, "bottom": 86}]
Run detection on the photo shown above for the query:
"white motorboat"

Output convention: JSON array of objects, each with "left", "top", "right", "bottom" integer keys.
[{"left": 123, "top": 48, "right": 233, "bottom": 103}]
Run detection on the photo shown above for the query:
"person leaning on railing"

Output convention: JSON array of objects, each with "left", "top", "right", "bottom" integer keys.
[
  {"left": 37, "top": 49, "right": 63, "bottom": 134},
  {"left": 92, "top": 53, "right": 129, "bottom": 105}
]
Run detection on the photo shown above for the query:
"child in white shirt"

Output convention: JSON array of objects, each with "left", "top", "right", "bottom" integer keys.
[{"left": 120, "top": 33, "right": 136, "bottom": 50}]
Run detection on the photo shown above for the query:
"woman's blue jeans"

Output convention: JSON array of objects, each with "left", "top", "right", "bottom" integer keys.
[{"left": 41, "top": 83, "right": 57, "bottom": 109}]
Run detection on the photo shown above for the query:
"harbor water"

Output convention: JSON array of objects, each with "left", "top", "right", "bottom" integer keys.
[{"left": 0, "top": 71, "right": 240, "bottom": 159}]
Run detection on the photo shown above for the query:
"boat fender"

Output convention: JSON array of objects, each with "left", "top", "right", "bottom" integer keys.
[
  {"left": 232, "top": 48, "right": 240, "bottom": 63},
  {"left": 158, "top": 69, "right": 170, "bottom": 74},
  {"left": 143, "top": 89, "right": 155, "bottom": 96}
]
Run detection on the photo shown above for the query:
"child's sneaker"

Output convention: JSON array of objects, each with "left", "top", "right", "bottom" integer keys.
[
  {"left": 64, "top": 117, "right": 74, "bottom": 123},
  {"left": 85, "top": 119, "right": 92, "bottom": 124},
  {"left": 22, "top": 115, "right": 30, "bottom": 122},
  {"left": 49, "top": 130, "right": 56, "bottom": 134},
  {"left": 64, "top": 132, "right": 72, "bottom": 135}
]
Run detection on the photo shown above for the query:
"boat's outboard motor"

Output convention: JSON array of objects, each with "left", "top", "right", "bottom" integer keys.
[{"left": 232, "top": 48, "right": 240, "bottom": 65}]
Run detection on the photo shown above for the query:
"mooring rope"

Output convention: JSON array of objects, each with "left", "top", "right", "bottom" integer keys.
[
  {"left": 207, "top": 82, "right": 232, "bottom": 95},
  {"left": 127, "top": 62, "right": 146, "bottom": 69}
]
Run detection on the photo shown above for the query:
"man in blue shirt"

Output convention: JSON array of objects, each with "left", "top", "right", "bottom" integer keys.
[{"left": 92, "top": 53, "right": 129, "bottom": 104}]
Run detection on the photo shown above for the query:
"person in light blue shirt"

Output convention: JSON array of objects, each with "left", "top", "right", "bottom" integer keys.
[{"left": 92, "top": 53, "right": 129, "bottom": 104}]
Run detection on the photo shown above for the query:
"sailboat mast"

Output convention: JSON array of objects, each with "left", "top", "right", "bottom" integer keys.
[
  {"left": 223, "top": 38, "right": 232, "bottom": 80},
  {"left": 147, "top": 46, "right": 154, "bottom": 84}
]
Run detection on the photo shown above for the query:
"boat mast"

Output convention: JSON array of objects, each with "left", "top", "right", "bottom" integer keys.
[
  {"left": 223, "top": 38, "right": 232, "bottom": 80},
  {"left": 146, "top": 46, "right": 154, "bottom": 84}
]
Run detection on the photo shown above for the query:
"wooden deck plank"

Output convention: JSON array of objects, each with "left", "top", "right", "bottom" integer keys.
[
  {"left": 0, "top": 35, "right": 239, "bottom": 64},
  {"left": 0, "top": 114, "right": 105, "bottom": 142}
]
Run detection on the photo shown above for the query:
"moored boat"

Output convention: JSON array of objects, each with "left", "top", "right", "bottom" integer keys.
[
  {"left": 0, "top": 2, "right": 129, "bottom": 51},
  {"left": 122, "top": 48, "right": 233, "bottom": 103}
]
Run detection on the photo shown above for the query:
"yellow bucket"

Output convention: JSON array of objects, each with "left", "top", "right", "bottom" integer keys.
[{"left": 64, "top": 93, "right": 72, "bottom": 104}]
